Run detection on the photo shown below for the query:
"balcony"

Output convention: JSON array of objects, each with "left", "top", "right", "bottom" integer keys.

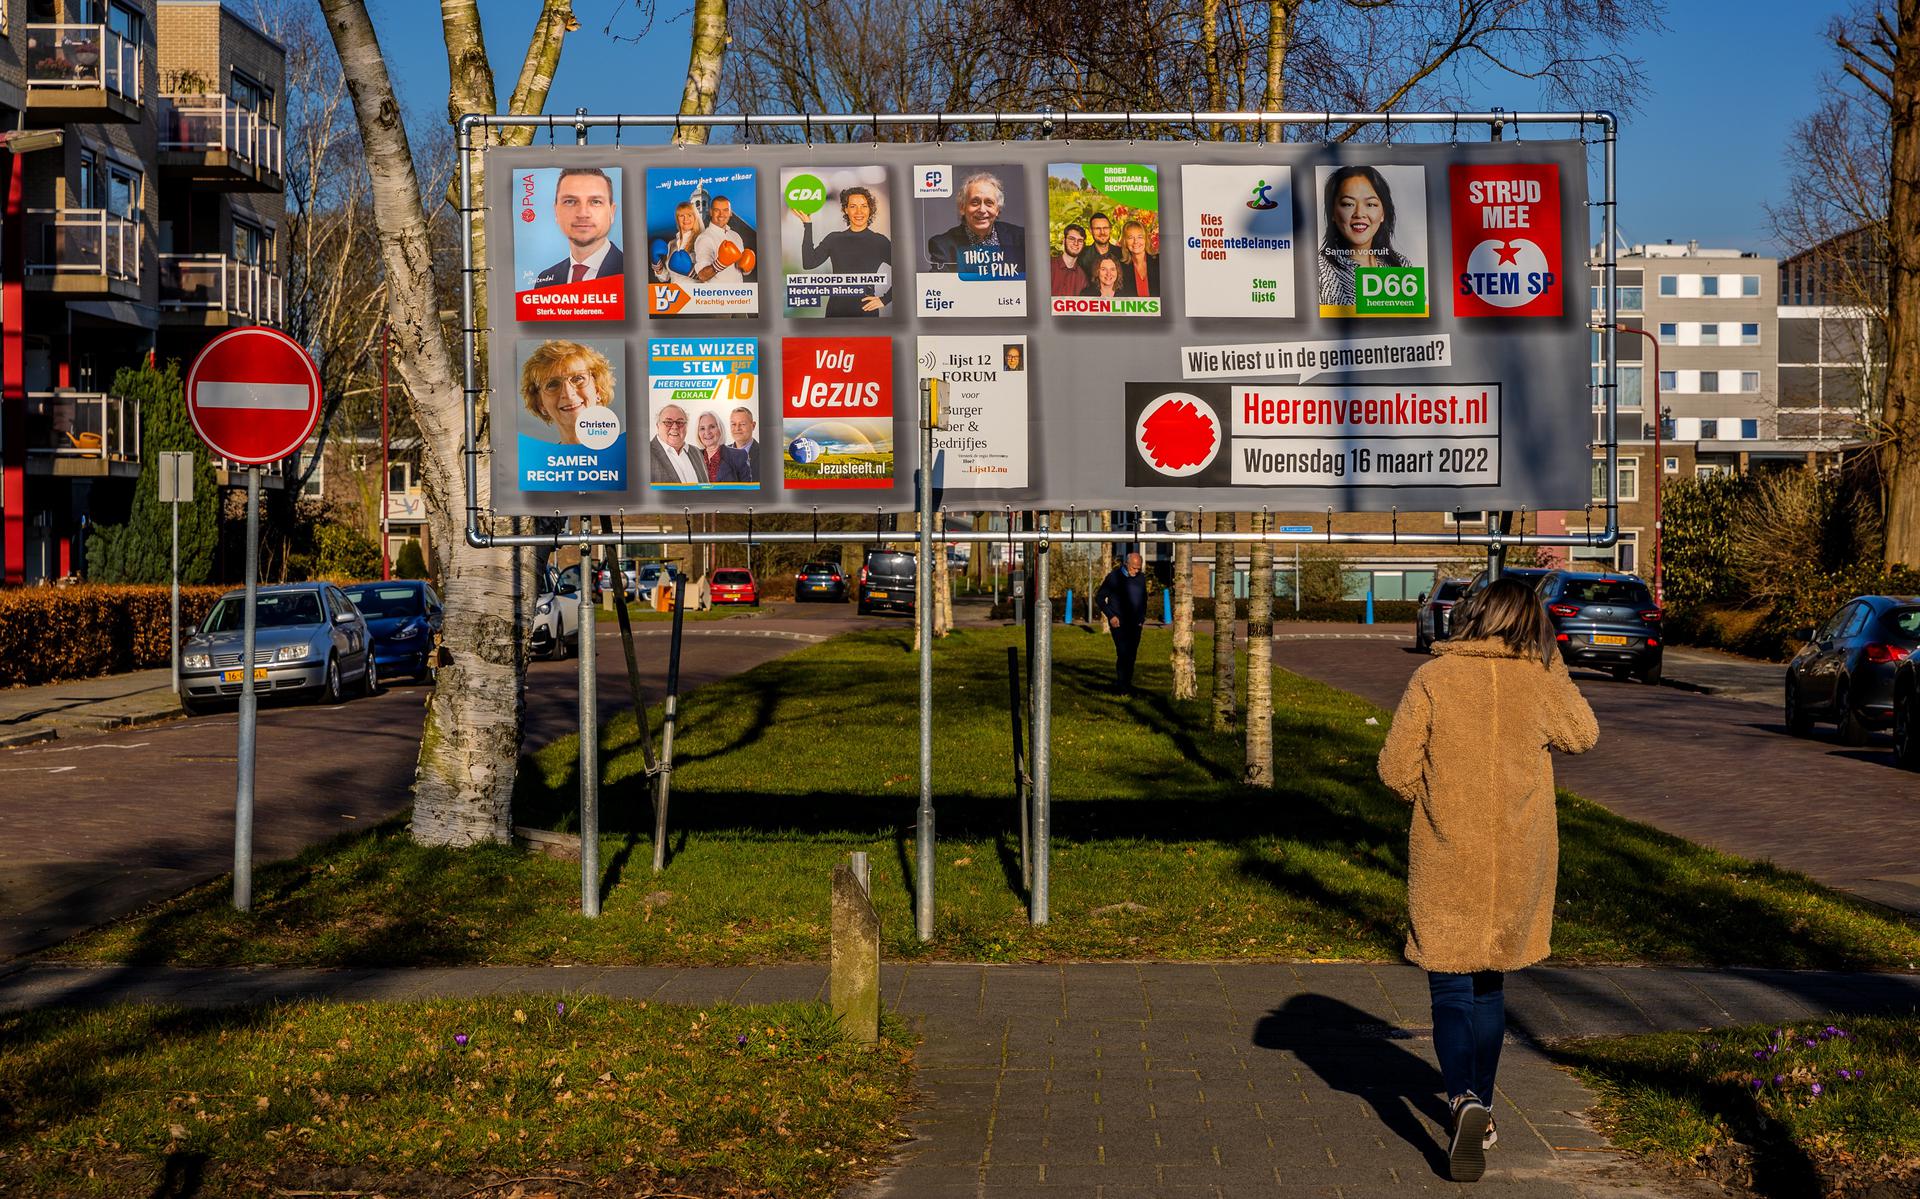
[
  {"left": 26, "top": 209, "right": 142, "bottom": 297},
  {"left": 25, "top": 391, "right": 142, "bottom": 478},
  {"left": 158, "top": 95, "right": 283, "bottom": 191},
  {"left": 159, "top": 254, "right": 283, "bottom": 327},
  {"left": 24, "top": 24, "right": 143, "bottom": 124}
]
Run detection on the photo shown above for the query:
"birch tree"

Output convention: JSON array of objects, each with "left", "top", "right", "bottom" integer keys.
[
  {"left": 1170, "top": 512, "right": 1197, "bottom": 699},
  {"left": 1244, "top": 514, "right": 1273, "bottom": 784},
  {"left": 1211, "top": 513, "right": 1237, "bottom": 733}
]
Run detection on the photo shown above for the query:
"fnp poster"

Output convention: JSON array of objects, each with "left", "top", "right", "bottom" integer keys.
[
  {"left": 646, "top": 339, "right": 760, "bottom": 491},
  {"left": 916, "top": 335, "right": 1029, "bottom": 488},
  {"left": 512, "top": 166, "right": 625, "bottom": 321},
  {"left": 781, "top": 166, "right": 895, "bottom": 318},
  {"left": 782, "top": 337, "right": 893, "bottom": 489},
  {"left": 1313, "top": 164, "right": 1430, "bottom": 318},
  {"left": 1180, "top": 165, "right": 1295, "bottom": 318},
  {"left": 1450, "top": 164, "right": 1563, "bottom": 317},
  {"left": 645, "top": 167, "right": 760, "bottom": 317},
  {"left": 515, "top": 337, "right": 627, "bottom": 492},
  {"left": 1046, "top": 163, "right": 1162, "bottom": 317},
  {"left": 912, "top": 163, "right": 1029, "bottom": 317}
]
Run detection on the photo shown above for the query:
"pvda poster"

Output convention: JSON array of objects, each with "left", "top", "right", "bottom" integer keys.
[
  {"left": 646, "top": 338, "right": 760, "bottom": 490},
  {"left": 1046, "top": 163, "right": 1161, "bottom": 316},
  {"left": 645, "top": 167, "right": 760, "bottom": 317},
  {"left": 782, "top": 337, "right": 893, "bottom": 489},
  {"left": 781, "top": 166, "right": 895, "bottom": 318},
  {"left": 515, "top": 337, "right": 627, "bottom": 492},
  {"left": 1180, "top": 165, "right": 1295, "bottom": 317},
  {"left": 916, "top": 335, "right": 1029, "bottom": 488},
  {"left": 912, "top": 164, "right": 1029, "bottom": 317},
  {"left": 512, "top": 166, "right": 625, "bottom": 321}
]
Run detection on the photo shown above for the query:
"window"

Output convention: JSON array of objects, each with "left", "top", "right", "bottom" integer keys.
[
  {"left": 1442, "top": 510, "right": 1487, "bottom": 526},
  {"left": 1616, "top": 531, "right": 1638, "bottom": 574},
  {"left": 233, "top": 220, "right": 268, "bottom": 266},
  {"left": 1658, "top": 322, "right": 1677, "bottom": 344},
  {"left": 301, "top": 454, "right": 324, "bottom": 499},
  {"left": 1699, "top": 323, "right": 1720, "bottom": 346},
  {"left": 1618, "top": 364, "right": 1644, "bottom": 408},
  {"left": 1701, "top": 275, "right": 1720, "bottom": 297},
  {"left": 1658, "top": 370, "right": 1677, "bottom": 391},
  {"left": 1741, "top": 371, "right": 1760, "bottom": 392},
  {"left": 1741, "top": 419, "right": 1759, "bottom": 439},
  {"left": 1664, "top": 456, "right": 1679, "bottom": 474},
  {"left": 1659, "top": 274, "right": 1677, "bottom": 296},
  {"left": 1700, "top": 419, "right": 1720, "bottom": 440},
  {"left": 229, "top": 70, "right": 274, "bottom": 120},
  {"left": 102, "top": 160, "right": 141, "bottom": 220},
  {"left": 1741, "top": 322, "right": 1760, "bottom": 345},
  {"left": 388, "top": 461, "right": 412, "bottom": 494},
  {"left": 76, "top": 149, "right": 97, "bottom": 209},
  {"left": 1742, "top": 275, "right": 1761, "bottom": 297},
  {"left": 1591, "top": 459, "right": 1638, "bottom": 503},
  {"left": 1699, "top": 372, "right": 1720, "bottom": 393},
  {"left": 1618, "top": 285, "right": 1643, "bottom": 311}
]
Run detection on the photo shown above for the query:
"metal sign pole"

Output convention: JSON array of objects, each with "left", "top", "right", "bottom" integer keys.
[
  {"left": 233, "top": 465, "right": 259, "bottom": 912},
  {"left": 915, "top": 378, "right": 938, "bottom": 942},
  {"left": 171, "top": 494, "right": 179, "bottom": 693},
  {"left": 578, "top": 517, "right": 600, "bottom": 917},
  {"left": 1030, "top": 525, "right": 1052, "bottom": 925}
]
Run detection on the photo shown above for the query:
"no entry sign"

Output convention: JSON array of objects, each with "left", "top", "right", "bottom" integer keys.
[{"left": 185, "top": 326, "right": 322, "bottom": 465}]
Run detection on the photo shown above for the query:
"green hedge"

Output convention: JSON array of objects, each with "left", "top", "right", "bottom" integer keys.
[{"left": 0, "top": 585, "right": 228, "bottom": 686}]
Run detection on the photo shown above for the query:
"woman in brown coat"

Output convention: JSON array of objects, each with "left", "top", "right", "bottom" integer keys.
[{"left": 1377, "top": 577, "right": 1599, "bottom": 1182}]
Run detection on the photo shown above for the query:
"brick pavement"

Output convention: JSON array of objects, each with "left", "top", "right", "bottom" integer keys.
[{"left": 9, "top": 961, "right": 1918, "bottom": 1196}]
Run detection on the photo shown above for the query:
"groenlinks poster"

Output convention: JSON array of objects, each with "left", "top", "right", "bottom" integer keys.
[
  {"left": 782, "top": 337, "right": 894, "bottom": 489},
  {"left": 515, "top": 337, "right": 627, "bottom": 491},
  {"left": 916, "top": 335, "right": 1029, "bottom": 488},
  {"left": 1046, "top": 163, "right": 1162, "bottom": 316},
  {"left": 780, "top": 166, "right": 896, "bottom": 319},
  {"left": 646, "top": 338, "right": 761, "bottom": 490},
  {"left": 512, "top": 166, "right": 626, "bottom": 321},
  {"left": 1179, "top": 165, "right": 1295, "bottom": 318},
  {"left": 645, "top": 166, "right": 761, "bottom": 317},
  {"left": 912, "top": 163, "right": 1029, "bottom": 317}
]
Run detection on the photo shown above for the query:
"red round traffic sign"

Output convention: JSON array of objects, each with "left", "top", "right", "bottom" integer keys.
[{"left": 185, "top": 326, "right": 323, "bottom": 465}]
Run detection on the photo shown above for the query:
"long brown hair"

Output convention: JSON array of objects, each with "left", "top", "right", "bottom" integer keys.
[{"left": 1452, "top": 577, "right": 1555, "bottom": 665}]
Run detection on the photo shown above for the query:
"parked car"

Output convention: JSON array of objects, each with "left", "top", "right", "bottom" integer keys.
[
  {"left": 634, "top": 562, "right": 676, "bottom": 602},
  {"left": 179, "top": 583, "right": 376, "bottom": 715},
  {"left": 857, "top": 550, "right": 916, "bottom": 616},
  {"left": 1786, "top": 594, "right": 1920, "bottom": 744},
  {"left": 1463, "top": 566, "right": 1551, "bottom": 601},
  {"left": 595, "top": 557, "right": 640, "bottom": 596},
  {"left": 341, "top": 579, "right": 443, "bottom": 683},
  {"left": 710, "top": 567, "right": 759, "bottom": 606},
  {"left": 1894, "top": 656, "right": 1920, "bottom": 769},
  {"left": 1414, "top": 578, "right": 1469, "bottom": 652},
  {"left": 528, "top": 564, "right": 581, "bottom": 660},
  {"left": 1536, "top": 571, "right": 1663, "bottom": 684},
  {"left": 794, "top": 560, "right": 848, "bottom": 603}
]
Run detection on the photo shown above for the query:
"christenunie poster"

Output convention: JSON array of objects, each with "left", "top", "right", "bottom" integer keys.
[
  {"left": 781, "top": 166, "right": 895, "bottom": 319},
  {"left": 512, "top": 166, "right": 625, "bottom": 321},
  {"left": 515, "top": 337, "right": 627, "bottom": 492},
  {"left": 1313, "top": 164, "right": 1430, "bottom": 318},
  {"left": 912, "top": 163, "right": 1029, "bottom": 317},
  {"left": 782, "top": 337, "right": 894, "bottom": 489},
  {"left": 916, "top": 335, "right": 1028, "bottom": 488},
  {"left": 645, "top": 166, "right": 760, "bottom": 317},
  {"left": 1449, "top": 163, "right": 1564, "bottom": 318},
  {"left": 646, "top": 338, "right": 760, "bottom": 490},
  {"left": 1180, "top": 165, "right": 1295, "bottom": 318},
  {"left": 1046, "top": 163, "right": 1162, "bottom": 317}
]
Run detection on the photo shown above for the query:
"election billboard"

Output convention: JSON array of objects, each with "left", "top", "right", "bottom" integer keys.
[
  {"left": 512, "top": 166, "right": 626, "bottom": 322},
  {"left": 484, "top": 138, "right": 1592, "bottom": 517},
  {"left": 515, "top": 337, "right": 627, "bottom": 492}
]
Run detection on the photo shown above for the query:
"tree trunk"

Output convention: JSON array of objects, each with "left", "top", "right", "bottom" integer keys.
[
  {"left": 1263, "top": 0, "right": 1292, "bottom": 142},
  {"left": 933, "top": 514, "right": 953, "bottom": 636},
  {"left": 1244, "top": 514, "right": 1273, "bottom": 786},
  {"left": 1201, "top": 0, "right": 1222, "bottom": 138},
  {"left": 1171, "top": 511, "right": 1196, "bottom": 699},
  {"left": 1885, "top": 2, "right": 1920, "bottom": 567},
  {"left": 675, "top": 0, "right": 730, "bottom": 145},
  {"left": 1211, "top": 512, "right": 1237, "bottom": 733}
]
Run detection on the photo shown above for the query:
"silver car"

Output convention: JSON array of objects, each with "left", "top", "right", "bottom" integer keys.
[{"left": 179, "top": 582, "right": 376, "bottom": 715}]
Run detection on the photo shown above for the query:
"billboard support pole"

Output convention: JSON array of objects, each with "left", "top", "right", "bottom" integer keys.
[
  {"left": 1030, "top": 521, "right": 1052, "bottom": 926},
  {"left": 578, "top": 516, "right": 601, "bottom": 917},
  {"left": 233, "top": 466, "right": 259, "bottom": 912},
  {"left": 915, "top": 378, "right": 938, "bottom": 942}
]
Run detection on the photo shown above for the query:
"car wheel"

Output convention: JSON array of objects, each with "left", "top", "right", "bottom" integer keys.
[
  {"left": 180, "top": 692, "right": 207, "bottom": 717},
  {"left": 857, "top": 600, "right": 871, "bottom": 616},
  {"left": 360, "top": 654, "right": 380, "bottom": 697},
  {"left": 321, "top": 655, "right": 343, "bottom": 704},
  {"left": 1896, "top": 684, "right": 1920, "bottom": 771},
  {"left": 1610, "top": 665, "right": 1633, "bottom": 682},
  {"left": 1636, "top": 659, "right": 1662, "bottom": 686},
  {"left": 1835, "top": 681, "right": 1868, "bottom": 747},
  {"left": 1784, "top": 678, "right": 1813, "bottom": 737}
]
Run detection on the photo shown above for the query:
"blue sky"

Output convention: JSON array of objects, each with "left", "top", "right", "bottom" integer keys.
[{"left": 365, "top": 0, "right": 1852, "bottom": 257}]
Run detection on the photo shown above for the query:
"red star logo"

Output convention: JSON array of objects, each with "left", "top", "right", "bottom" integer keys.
[{"left": 1493, "top": 241, "right": 1521, "bottom": 265}]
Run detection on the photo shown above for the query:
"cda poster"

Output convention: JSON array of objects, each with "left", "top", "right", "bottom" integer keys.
[
  {"left": 913, "top": 163, "right": 1029, "bottom": 317},
  {"left": 1314, "top": 164, "right": 1430, "bottom": 318},
  {"left": 1181, "top": 165, "right": 1295, "bottom": 317},
  {"left": 781, "top": 166, "right": 895, "bottom": 318},
  {"left": 646, "top": 338, "right": 760, "bottom": 490},
  {"left": 1450, "top": 163, "right": 1564, "bottom": 317},
  {"left": 515, "top": 337, "right": 627, "bottom": 492},
  {"left": 512, "top": 166, "right": 625, "bottom": 321},
  {"left": 645, "top": 166, "right": 760, "bottom": 317},
  {"left": 1046, "top": 163, "right": 1162, "bottom": 316},
  {"left": 782, "top": 337, "right": 894, "bottom": 489},
  {"left": 916, "top": 335, "right": 1029, "bottom": 488}
]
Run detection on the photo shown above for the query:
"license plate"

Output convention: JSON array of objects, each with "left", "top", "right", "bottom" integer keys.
[
  {"left": 811, "top": 583, "right": 829, "bottom": 590},
  {"left": 222, "top": 667, "right": 269, "bottom": 682},
  {"left": 870, "top": 591, "right": 887, "bottom": 599},
  {"left": 1592, "top": 634, "right": 1630, "bottom": 646}
]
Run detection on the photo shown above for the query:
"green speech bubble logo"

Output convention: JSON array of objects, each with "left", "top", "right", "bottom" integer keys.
[{"left": 784, "top": 173, "right": 828, "bottom": 215}]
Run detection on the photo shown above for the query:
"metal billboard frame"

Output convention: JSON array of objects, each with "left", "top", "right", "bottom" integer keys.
[{"left": 456, "top": 108, "right": 1622, "bottom": 937}]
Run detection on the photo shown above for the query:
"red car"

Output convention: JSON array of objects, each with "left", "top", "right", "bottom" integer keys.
[{"left": 710, "top": 567, "right": 760, "bottom": 606}]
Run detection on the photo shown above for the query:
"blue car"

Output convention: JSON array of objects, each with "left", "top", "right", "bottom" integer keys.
[{"left": 342, "top": 579, "right": 444, "bottom": 682}]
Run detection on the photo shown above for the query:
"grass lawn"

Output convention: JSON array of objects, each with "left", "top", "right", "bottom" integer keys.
[
  {"left": 589, "top": 600, "right": 767, "bottom": 621},
  {"left": 1559, "top": 1016, "right": 1920, "bottom": 1196},
  {"left": 54, "top": 626, "right": 1920, "bottom": 969},
  {"left": 0, "top": 997, "right": 911, "bottom": 1198}
]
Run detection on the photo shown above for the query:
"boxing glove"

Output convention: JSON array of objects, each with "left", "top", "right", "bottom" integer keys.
[
  {"left": 736, "top": 248, "right": 756, "bottom": 275},
  {"left": 668, "top": 249, "right": 695, "bottom": 276},
  {"left": 650, "top": 237, "right": 669, "bottom": 261},
  {"left": 715, "top": 240, "right": 741, "bottom": 267}
]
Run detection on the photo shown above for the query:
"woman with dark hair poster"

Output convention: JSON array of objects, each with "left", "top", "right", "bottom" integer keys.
[{"left": 1315, "top": 164, "right": 1429, "bottom": 317}]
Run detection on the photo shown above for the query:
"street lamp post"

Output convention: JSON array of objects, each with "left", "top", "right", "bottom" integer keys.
[{"left": 1615, "top": 324, "right": 1662, "bottom": 606}]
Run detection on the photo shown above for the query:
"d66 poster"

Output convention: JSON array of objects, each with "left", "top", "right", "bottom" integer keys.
[{"left": 782, "top": 337, "right": 893, "bottom": 489}]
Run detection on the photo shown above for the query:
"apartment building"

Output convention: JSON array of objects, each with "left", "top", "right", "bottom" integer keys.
[{"left": 0, "top": 0, "right": 285, "bottom": 583}]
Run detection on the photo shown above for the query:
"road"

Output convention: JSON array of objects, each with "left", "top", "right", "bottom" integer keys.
[{"left": 0, "top": 601, "right": 873, "bottom": 960}]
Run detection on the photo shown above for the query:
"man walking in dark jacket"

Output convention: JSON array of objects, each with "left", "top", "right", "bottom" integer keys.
[{"left": 1095, "top": 552, "right": 1149, "bottom": 695}]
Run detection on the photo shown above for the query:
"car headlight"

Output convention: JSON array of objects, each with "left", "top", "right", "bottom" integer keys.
[
  {"left": 276, "top": 644, "right": 311, "bottom": 662},
  {"left": 390, "top": 622, "right": 423, "bottom": 640},
  {"left": 183, "top": 652, "right": 210, "bottom": 669},
  {"left": 536, "top": 600, "right": 552, "bottom": 615}
]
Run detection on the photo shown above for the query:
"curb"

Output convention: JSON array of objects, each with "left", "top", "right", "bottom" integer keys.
[{"left": 0, "top": 725, "right": 56, "bottom": 749}]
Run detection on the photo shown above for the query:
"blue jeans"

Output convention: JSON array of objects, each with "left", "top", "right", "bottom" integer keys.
[{"left": 1429, "top": 970, "right": 1505, "bottom": 1107}]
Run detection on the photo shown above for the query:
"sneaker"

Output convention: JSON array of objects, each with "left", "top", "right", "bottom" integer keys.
[
  {"left": 1448, "top": 1094, "right": 1491, "bottom": 1182},
  {"left": 1484, "top": 1114, "right": 1498, "bottom": 1151}
]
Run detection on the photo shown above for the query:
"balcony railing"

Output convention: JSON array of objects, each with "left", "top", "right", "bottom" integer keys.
[
  {"left": 25, "top": 24, "right": 142, "bottom": 103},
  {"left": 28, "top": 209, "right": 142, "bottom": 283},
  {"left": 159, "top": 94, "right": 283, "bottom": 178},
  {"left": 26, "top": 392, "right": 141, "bottom": 462},
  {"left": 159, "top": 254, "right": 283, "bottom": 323}
]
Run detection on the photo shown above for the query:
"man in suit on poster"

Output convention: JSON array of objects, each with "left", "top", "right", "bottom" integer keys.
[{"left": 531, "top": 168, "right": 625, "bottom": 287}]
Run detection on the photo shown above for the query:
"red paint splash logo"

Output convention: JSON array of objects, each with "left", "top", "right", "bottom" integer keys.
[{"left": 1139, "top": 395, "right": 1219, "bottom": 474}]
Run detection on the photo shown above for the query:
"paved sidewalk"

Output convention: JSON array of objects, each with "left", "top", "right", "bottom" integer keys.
[
  {"left": 10, "top": 961, "right": 1918, "bottom": 1196},
  {"left": 0, "top": 666, "right": 181, "bottom": 746}
]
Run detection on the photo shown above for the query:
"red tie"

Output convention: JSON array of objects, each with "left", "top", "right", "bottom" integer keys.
[{"left": 570, "top": 262, "right": 588, "bottom": 284}]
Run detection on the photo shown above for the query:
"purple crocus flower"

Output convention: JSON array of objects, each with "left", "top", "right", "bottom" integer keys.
[
  {"left": 1811, "top": 1083, "right": 1823, "bottom": 1096},
  {"left": 454, "top": 1033, "right": 470, "bottom": 1047},
  {"left": 556, "top": 1002, "right": 567, "bottom": 1016},
  {"left": 1750, "top": 1079, "right": 1763, "bottom": 1091},
  {"left": 1774, "top": 1074, "right": 1786, "bottom": 1085}
]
